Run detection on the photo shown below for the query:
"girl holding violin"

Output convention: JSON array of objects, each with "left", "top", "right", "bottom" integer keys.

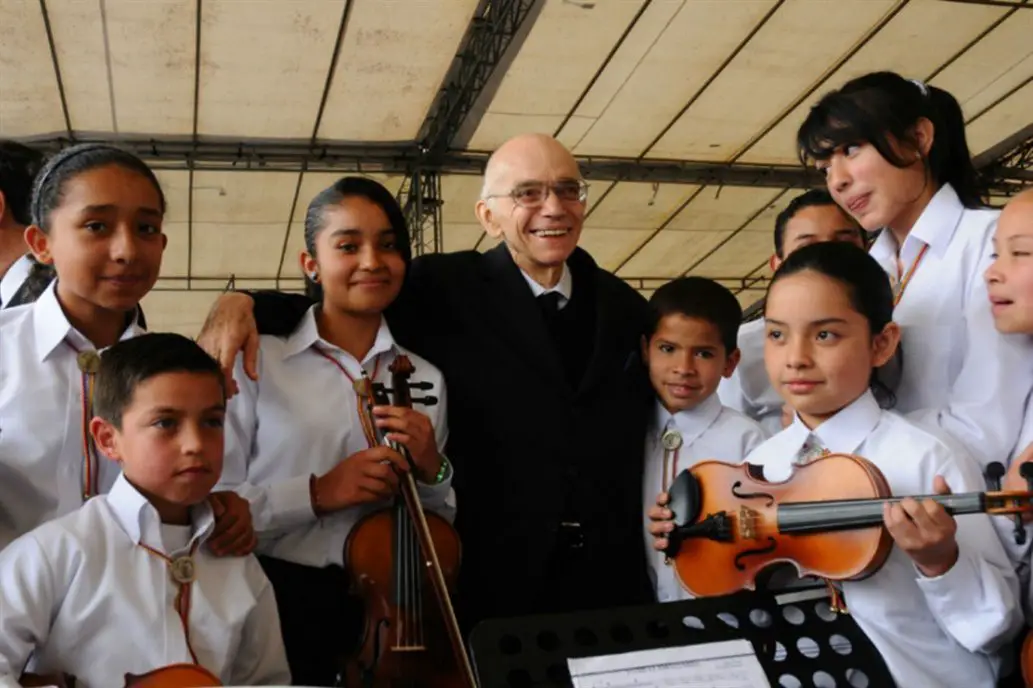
[
  {"left": 650, "top": 242, "right": 1021, "bottom": 687},
  {"left": 219, "top": 176, "right": 455, "bottom": 687}
]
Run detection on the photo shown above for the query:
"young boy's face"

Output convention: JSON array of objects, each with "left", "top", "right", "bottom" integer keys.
[
  {"left": 986, "top": 192, "right": 1033, "bottom": 334},
  {"left": 92, "top": 371, "right": 225, "bottom": 524},
  {"left": 642, "top": 314, "right": 739, "bottom": 414}
]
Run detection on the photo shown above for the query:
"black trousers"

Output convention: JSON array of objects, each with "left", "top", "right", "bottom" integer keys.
[{"left": 258, "top": 556, "right": 363, "bottom": 687}]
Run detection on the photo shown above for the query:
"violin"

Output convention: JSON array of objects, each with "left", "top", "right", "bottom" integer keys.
[
  {"left": 123, "top": 664, "right": 221, "bottom": 687},
  {"left": 663, "top": 454, "right": 1033, "bottom": 598},
  {"left": 342, "top": 355, "right": 477, "bottom": 688}
]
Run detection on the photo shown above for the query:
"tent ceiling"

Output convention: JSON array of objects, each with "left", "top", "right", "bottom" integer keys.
[{"left": 1, "top": 0, "right": 1031, "bottom": 336}]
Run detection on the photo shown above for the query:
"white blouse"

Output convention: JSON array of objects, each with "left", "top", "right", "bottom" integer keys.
[
  {"left": 748, "top": 391, "right": 1021, "bottom": 687},
  {"left": 221, "top": 307, "right": 455, "bottom": 569},
  {"left": 868, "top": 184, "right": 1033, "bottom": 470}
]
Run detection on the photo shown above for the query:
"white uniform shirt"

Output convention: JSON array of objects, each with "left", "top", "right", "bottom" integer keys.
[
  {"left": 644, "top": 395, "right": 767, "bottom": 602},
  {"left": 0, "top": 473, "right": 290, "bottom": 688},
  {"left": 868, "top": 184, "right": 1033, "bottom": 469},
  {"left": 717, "top": 317, "right": 784, "bottom": 435},
  {"left": 221, "top": 306, "right": 455, "bottom": 568},
  {"left": 0, "top": 253, "right": 31, "bottom": 307},
  {"left": 0, "top": 281, "right": 142, "bottom": 550},
  {"left": 750, "top": 391, "right": 1021, "bottom": 687}
]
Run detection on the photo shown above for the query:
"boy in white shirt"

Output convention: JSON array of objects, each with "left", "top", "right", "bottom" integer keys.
[
  {"left": 718, "top": 189, "right": 865, "bottom": 434},
  {"left": 0, "top": 333, "right": 290, "bottom": 688},
  {"left": 641, "top": 277, "right": 768, "bottom": 602}
]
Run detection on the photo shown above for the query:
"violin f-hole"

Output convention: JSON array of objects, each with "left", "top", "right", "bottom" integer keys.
[
  {"left": 730, "top": 481, "right": 775, "bottom": 506},
  {"left": 733, "top": 537, "right": 777, "bottom": 571}
]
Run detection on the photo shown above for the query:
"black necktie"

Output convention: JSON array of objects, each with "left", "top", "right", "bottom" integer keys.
[{"left": 539, "top": 291, "right": 562, "bottom": 316}]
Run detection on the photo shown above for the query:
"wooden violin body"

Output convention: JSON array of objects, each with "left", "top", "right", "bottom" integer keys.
[
  {"left": 342, "top": 355, "right": 476, "bottom": 688},
  {"left": 666, "top": 454, "right": 894, "bottom": 598},
  {"left": 123, "top": 664, "right": 221, "bottom": 687},
  {"left": 344, "top": 508, "right": 464, "bottom": 687}
]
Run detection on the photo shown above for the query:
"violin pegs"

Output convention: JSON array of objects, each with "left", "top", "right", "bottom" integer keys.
[
  {"left": 986, "top": 462, "right": 1005, "bottom": 491},
  {"left": 413, "top": 396, "right": 439, "bottom": 406},
  {"left": 407, "top": 381, "right": 434, "bottom": 391},
  {"left": 1021, "top": 463, "right": 1033, "bottom": 493}
]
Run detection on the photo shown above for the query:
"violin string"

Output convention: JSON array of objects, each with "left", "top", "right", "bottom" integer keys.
[{"left": 414, "top": 490, "right": 423, "bottom": 648}]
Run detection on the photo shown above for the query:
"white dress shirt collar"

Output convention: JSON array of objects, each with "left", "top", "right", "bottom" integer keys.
[
  {"left": 32, "top": 280, "right": 146, "bottom": 363},
  {"left": 520, "top": 262, "right": 573, "bottom": 306},
  {"left": 106, "top": 473, "right": 215, "bottom": 552},
  {"left": 783, "top": 390, "right": 882, "bottom": 457},
  {"left": 870, "top": 183, "right": 964, "bottom": 265},
  {"left": 653, "top": 394, "right": 723, "bottom": 449},
  {"left": 283, "top": 304, "right": 399, "bottom": 364},
  {"left": 0, "top": 253, "right": 32, "bottom": 306}
]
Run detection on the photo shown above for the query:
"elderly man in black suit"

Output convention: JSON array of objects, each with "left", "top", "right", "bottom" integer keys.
[{"left": 197, "top": 133, "right": 655, "bottom": 633}]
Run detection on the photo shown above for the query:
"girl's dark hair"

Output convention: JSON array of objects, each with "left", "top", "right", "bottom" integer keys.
[
  {"left": 302, "top": 176, "right": 411, "bottom": 301},
  {"left": 765, "top": 241, "right": 899, "bottom": 409},
  {"left": 31, "top": 143, "right": 166, "bottom": 230},
  {"left": 797, "top": 71, "right": 984, "bottom": 209}
]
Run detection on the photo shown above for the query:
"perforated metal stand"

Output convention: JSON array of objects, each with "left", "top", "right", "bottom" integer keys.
[{"left": 468, "top": 587, "right": 895, "bottom": 688}]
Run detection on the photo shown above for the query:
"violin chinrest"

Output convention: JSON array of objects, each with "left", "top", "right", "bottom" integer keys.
[{"left": 665, "top": 468, "right": 702, "bottom": 555}]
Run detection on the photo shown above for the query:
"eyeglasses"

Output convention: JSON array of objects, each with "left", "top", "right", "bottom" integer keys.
[{"left": 483, "top": 180, "right": 589, "bottom": 208}]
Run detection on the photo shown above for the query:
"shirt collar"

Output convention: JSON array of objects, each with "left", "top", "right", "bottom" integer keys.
[
  {"left": 869, "top": 183, "right": 964, "bottom": 264},
  {"left": 0, "top": 253, "right": 32, "bottom": 305},
  {"left": 105, "top": 472, "right": 215, "bottom": 552},
  {"left": 521, "top": 262, "right": 573, "bottom": 305},
  {"left": 33, "top": 280, "right": 146, "bottom": 363},
  {"left": 783, "top": 390, "right": 882, "bottom": 456},
  {"left": 652, "top": 394, "right": 724, "bottom": 448},
  {"left": 284, "top": 304, "right": 399, "bottom": 363}
]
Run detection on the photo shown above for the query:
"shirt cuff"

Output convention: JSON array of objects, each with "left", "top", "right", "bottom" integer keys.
[{"left": 264, "top": 474, "right": 317, "bottom": 529}]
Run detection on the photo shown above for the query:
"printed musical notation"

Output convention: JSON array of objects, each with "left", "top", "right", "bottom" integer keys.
[{"left": 567, "top": 639, "right": 770, "bottom": 688}]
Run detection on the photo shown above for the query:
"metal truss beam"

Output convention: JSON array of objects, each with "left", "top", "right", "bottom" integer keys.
[
  {"left": 397, "top": 169, "right": 444, "bottom": 257},
  {"left": 17, "top": 135, "right": 826, "bottom": 189},
  {"left": 417, "top": 0, "right": 539, "bottom": 158}
]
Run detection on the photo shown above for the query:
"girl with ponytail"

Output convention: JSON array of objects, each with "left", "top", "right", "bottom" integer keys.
[{"left": 796, "top": 71, "right": 1033, "bottom": 473}]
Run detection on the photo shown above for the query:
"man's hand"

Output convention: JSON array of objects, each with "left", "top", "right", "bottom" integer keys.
[
  {"left": 208, "top": 491, "right": 257, "bottom": 556},
  {"left": 883, "top": 475, "right": 959, "bottom": 578},
  {"left": 196, "top": 292, "right": 260, "bottom": 397},
  {"left": 372, "top": 405, "right": 441, "bottom": 483}
]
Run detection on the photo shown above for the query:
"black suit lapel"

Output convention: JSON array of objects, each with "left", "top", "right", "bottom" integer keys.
[{"left": 480, "top": 245, "right": 568, "bottom": 389}]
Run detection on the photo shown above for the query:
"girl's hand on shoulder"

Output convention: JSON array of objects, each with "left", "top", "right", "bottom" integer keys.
[{"left": 883, "top": 475, "right": 959, "bottom": 578}]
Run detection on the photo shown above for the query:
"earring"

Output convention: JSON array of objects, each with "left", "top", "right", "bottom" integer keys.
[{"left": 309, "top": 272, "right": 319, "bottom": 282}]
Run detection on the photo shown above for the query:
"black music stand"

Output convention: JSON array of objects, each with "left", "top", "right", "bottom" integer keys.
[{"left": 468, "top": 586, "right": 895, "bottom": 687}]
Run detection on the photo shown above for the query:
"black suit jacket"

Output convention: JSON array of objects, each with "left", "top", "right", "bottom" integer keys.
[{"left": 252, "top": 245, "right": 654, "bottom": 628}]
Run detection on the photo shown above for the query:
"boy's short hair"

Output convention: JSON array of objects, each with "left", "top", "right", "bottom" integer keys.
[
  {"left": 646, "top": 277, "right": 742, "bottom": 353},
  {"left": 773, "top": 188, "right": 858, "bottom": 258},
  {"left": 94, "top": 333, "right": 226, "bottom": 429},
  {"left": 0, "top": 141, "right": 45, "bottom": 227}
]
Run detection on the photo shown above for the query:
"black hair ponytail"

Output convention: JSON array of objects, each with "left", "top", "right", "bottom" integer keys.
[{"left": 796, "top": 71, "right": 985, "bottom": 209}]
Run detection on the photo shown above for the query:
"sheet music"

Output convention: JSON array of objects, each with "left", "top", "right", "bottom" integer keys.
[{"left": 567, "top": 639, "right": 771, "bottom": 688}]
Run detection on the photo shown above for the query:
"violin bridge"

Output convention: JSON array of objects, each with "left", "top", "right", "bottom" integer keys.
[{"left": 737, "top": 505, "right": 760, "bottom": 540}]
